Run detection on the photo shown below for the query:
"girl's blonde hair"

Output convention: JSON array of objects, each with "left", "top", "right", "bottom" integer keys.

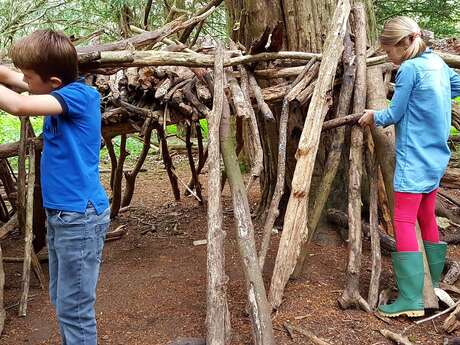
[{"left": 379, "top": 16, "right": 427, "bottom": 61}]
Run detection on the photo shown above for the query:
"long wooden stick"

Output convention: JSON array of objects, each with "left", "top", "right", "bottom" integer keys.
[
  {"left": 366, "top": 134, "right": 381, "bottom": 310},
  {"left": 338, "top": 2, "right": 370, "bottom": 312},
  {"left": 122, "top": 120, "right": 155, "bottom": 207},
  {"left": 17, "top": 118, "right": 28, "bottom": 235},
  {"left": 155, "top": 124, "right": 181, "bottom": 201},
  {"left": 248, "top": 72, "right": 275, "bottom": 122},
  {"left": 259, "top": 57, "right": 318, "bottom": 270},
  {"left": 321, "top": 113, "right": 362, "bottom": 131},
  {"left": 19, "top": 140, "right": 35, "bottom": 317},
  {"left": 293, "top": 29, "right": 356, "bottom": 278},
  {"left": 0, "top": 242, "right": 4, "bottom": 335},
  {"left": 221, "top": 94, "right": 275, "bottom": 345},
  {"left": 77, "top": 6, "right": 217, "bottom": 54},
  {"left": 205, "top": 42, "right": 231, "bottom": 345},
  {"left": 110, "top": 135, "right": 129, "bottom": 218},
  {"left": 185, "top": 123, "right": 203, "bottom": 204},
  {"left": 283, "top": 323, "right": 331, "bottom": 345},
  {"left": 78, "top": 48, "right": 460, "bottom": 71}
]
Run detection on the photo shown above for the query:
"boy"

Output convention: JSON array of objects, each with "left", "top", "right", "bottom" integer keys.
[{"left": 0, "top": 30, "right": 109, "bottom": 344}]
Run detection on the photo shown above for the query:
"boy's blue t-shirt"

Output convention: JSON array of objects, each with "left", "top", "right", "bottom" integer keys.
[
  {"left": 41, "top": 79, "right": 108, "bottom": 214},
  {"left": 374, "top": 49, "right": 460, "bottom": 193}
]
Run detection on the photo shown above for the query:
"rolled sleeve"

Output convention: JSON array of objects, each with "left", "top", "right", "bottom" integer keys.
[{"left": 374, "top": 62, "right": 416, "bottom": 127}]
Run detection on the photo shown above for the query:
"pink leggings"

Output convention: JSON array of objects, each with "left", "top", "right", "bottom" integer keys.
[{"left": 394, "top": 189, "right": 440, "bottom": 252}]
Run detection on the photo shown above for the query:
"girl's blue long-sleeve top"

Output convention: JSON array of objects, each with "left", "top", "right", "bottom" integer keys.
[{"left": 374, "top": 49, "right": 460, "bottom": 193}]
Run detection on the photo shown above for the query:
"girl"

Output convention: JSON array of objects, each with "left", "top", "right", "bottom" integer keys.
[{"left": 359, "top": 16, "right": 460, "bottom": 317}]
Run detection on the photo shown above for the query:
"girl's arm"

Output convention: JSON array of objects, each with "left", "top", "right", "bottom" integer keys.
[
  {"left": 0, "top": 66, "right": 29, "bottom": 92},
  {"left": 450, "top": 68, "right": 460, "bottom": 98},
  {"left": 0, "top": 84, "right": 62, "bottom": 116},
  {"left": 373, "top": 62, "right": 416, "bottom": 127}
]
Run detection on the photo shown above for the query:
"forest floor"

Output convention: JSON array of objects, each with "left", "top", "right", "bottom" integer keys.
[{"left": 3, "top": 153, "right": 460, "bottom": 345}]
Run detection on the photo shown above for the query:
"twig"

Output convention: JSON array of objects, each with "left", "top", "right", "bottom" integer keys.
[
  {"left": 416, "top": 301, "right": 460, "bottom": 325},
  {"left": 283, "top": 323, "right": 331, "bottom": 345},
  {"left": 380, "top": 329, "right": 413, "bottom": 345}
]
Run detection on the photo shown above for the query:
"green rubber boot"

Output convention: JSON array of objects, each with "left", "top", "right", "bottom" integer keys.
[
  {"left": 424, "top": 241, "right": 447, "bottom": 288},
  {"left": 378, "top": 252, "right": 425, "bottom": 317}
]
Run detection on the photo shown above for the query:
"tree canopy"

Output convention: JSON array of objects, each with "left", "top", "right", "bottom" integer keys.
[{"left": 0, "top": 0, "right": 457, "bottom": 54}]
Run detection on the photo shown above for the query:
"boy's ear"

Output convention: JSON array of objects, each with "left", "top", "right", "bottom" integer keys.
[{"left": 50, "top": 77, "right": 63, "bottom": 89}]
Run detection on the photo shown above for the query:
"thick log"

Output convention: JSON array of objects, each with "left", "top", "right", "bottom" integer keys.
[
  {"left": 205, "top": 42, "right": 231, "bottom": 345},
  {"left": 18, "top": 140, "right": 35, "bottom": 317},
  {"left": 326, "top": 209, "right": 396, "bottom": 253},
  {"left": 338, "top": 3, "right": 370, "bottom": 312},
  {"left": 221, "top": 93, "right": 275, "bottom": 345},
  {"left": 79, "top": 49, "right": 460, "bottom": 73},
  {"left": 293, "top": 31, "right": 356, "bottom": 277},
  {"left": 268, "top": 0, "right": 351, "bottom": 309},
  {"left": 437, "top": 51, "right": 460, "bottom": 69},
  {"left": 441, "top": 168, "right": 460, "bottom": 189}
]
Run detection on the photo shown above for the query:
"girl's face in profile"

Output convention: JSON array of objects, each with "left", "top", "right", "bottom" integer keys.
[{"left": 382, "top": 44, "right": 405, "bottom": 66}]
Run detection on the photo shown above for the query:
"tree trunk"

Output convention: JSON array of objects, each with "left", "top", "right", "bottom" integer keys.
[
  {"left": 224, "top": 0, "right": 378, "bottom": 227},
  {"left": 268, "top": 0, "right": 351, "bottom": 309}
]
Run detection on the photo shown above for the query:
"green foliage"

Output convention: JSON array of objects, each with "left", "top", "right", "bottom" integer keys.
[
  {"left": 0, "top": 0, "right": 228, "bottom": 53},
  {"left": 99, "top": 135, "right": 145, "bottom": 163},
  {"left": 0, "top": 111, "right": 42, "bottom": 143},
  {"left": 375, "top": 0, "right": 460, "bottom": 37},
  {"left": 199, "top": 119, "right": 208, "bottom": 138}
]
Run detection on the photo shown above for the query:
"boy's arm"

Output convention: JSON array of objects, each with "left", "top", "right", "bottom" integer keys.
[
  {"left": 0, "top": 66, "right": 29, "bottom": 92},
  {"left": 0, "top": 84, "right": 62, "bottom": 116}
]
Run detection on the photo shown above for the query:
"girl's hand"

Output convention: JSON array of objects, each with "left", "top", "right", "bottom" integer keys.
[{"left": 358, "top": 109, "right": 375, "bottom": 127}]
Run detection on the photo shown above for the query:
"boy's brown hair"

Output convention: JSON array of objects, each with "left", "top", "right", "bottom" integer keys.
[{"left": 10, "top": 30, "right": 78, "bottom": 85}]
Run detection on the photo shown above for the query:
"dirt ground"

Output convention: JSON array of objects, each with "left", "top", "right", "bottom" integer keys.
[{"left": 2, "top": 155, "right": 460, "bottom": 345}]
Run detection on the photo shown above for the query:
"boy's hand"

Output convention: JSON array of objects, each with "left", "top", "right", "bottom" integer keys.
[
  {"left": 358, "top": 109, "right": 376, "bottom": 128},
  {"left": 0, "top": 66, "right": 29, "bottom": 92}
]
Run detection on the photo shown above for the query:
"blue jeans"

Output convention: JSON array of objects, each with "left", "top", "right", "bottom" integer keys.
[{"left": 46, "top": 204, "right": 110, "bottom": 345}]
